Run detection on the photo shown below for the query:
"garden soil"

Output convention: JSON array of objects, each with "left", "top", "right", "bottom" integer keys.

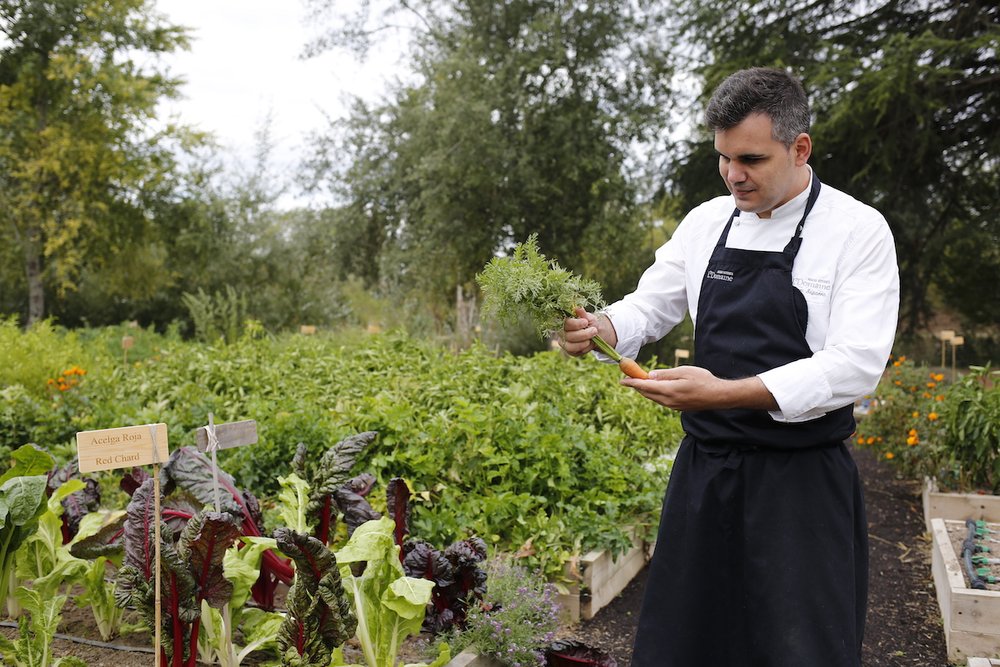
[{"left": 1, "top": 443, "right": 953, "bottom": 666}]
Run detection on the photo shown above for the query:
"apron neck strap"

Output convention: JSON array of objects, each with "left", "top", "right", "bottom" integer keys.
[{"left": 717, "top": 171, "right": 822, "bottom": 251}]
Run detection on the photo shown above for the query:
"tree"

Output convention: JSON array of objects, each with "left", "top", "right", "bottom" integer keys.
[
  {"left": 666, "top": 0, "right": 1000, "bottom": 335},
  {"left": 0, "top": 0, "right": 190, "bottom": 324},
  {"left": 304, "top": 0, "right": 678, "bottom": 318}
]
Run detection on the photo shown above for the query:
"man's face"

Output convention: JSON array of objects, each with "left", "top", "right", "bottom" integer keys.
[{"left": 714, "top": 113, "right": 810, "bottom": 219}]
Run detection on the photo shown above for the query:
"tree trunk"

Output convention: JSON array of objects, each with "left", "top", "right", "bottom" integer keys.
[{"left": 24, "top": 235, "right": 45, "bottom": 325}]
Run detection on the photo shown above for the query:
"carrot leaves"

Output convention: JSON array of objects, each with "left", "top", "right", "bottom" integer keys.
[{"left": 477, "top": 234, "right": 605, "bottom": 339}]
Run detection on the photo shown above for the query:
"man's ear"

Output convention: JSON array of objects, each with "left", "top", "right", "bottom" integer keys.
[{"left": 793, "top": 133, "right": 812, "bottom": 166}]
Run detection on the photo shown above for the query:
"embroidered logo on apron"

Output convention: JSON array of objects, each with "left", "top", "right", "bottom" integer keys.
[{"left": 706, "top": 269, "right": 734, "bottom": 282}]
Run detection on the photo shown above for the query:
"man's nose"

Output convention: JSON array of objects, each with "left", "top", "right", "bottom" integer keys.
[{"left": 725, "top": 162, "right": 746, "bottom": 183}]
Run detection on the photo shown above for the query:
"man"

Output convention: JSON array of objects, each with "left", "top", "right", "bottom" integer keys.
[{"left": 561, "top": 67, "right": 899, "bottom": 666}]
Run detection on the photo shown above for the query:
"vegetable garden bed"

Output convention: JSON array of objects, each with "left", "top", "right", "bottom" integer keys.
[{"left": 930, "top": 518, "right": 1000, "bottom": 662}]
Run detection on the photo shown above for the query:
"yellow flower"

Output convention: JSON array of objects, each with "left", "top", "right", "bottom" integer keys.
[
  {"left": 911, "top": 411, "right": 920, "bottom": 418},
  {"left": 935, "top": 395, "right": 945, "bottom": 402},
  {"left": 907, "top": 435, "right": 919, "bottom": 446},
  {"left": 928, "top": 413, "right": 939, "bottom": 421},
  {"left": 933, "top": 373, "right": 944, "bottom": 382},
  {"left": 927, "top": 381, "right": 937, "bottom": 389},
  {"left": 908, "top": 428, "right": 918, "bottom": 437},
  {"left": 885, "top": 452, "right": 895, "bottom": 460},
  {"left": 867, "top": 437, "right": 875, "bottom": 445}
]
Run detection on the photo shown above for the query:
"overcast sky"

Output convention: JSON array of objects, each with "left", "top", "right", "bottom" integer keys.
[{"left": 155, "top": 0, "right": 407, "bottom": 202}]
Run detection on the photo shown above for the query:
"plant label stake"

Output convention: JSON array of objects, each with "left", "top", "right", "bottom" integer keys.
[
  {"left": 193, "top": 417, "right": 258, "bottom": 512},
  {"left": 194, "top": 415, "right": 256, "bottom": 665},
  {"left": 75, "top": 422, "right": 170, "bottom": 666}
]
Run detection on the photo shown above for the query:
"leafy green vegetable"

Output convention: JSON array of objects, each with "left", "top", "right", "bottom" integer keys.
[
  {"left": 115, "top": 478, "right": 243, "bottom": 667},
  {"left": 276, "top": 472, "right": 311, "bottom": 534},
  {"left": 197, "top": 537, "right": 284, "bottom": 667},
  {"left": 0, "top": 450, "right": 51, "bottom": 614},
  {"left": 477, "top": 234, "right": 605, "bottom": 339},
  {"left": 0, "top": 587, "right": 86, "bottom": 667},
  {"left": 333, "top": 517, "right": 436, "bottom": 667},
  {"left": 16, "top": 479, "right": 88, "bottom": 599},
  {"left": 274, "top": 527, "right": 357, "bottom": 666}
]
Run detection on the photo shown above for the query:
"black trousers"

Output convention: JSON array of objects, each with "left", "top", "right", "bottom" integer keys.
[{"left": 630, "top": 436, "right": 868, "bottom": 667}]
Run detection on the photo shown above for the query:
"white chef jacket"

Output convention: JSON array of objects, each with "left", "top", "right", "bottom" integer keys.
[{"left": 603, "top": 170, "right": 900, "bottom": 422}]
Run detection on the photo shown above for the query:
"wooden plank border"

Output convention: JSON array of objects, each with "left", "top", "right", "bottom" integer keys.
[
  {"left": 930, "top": 518, "right": 1000, "bottom": 662},
  {"left": 923, "top": 479, "right": 1000, "bottom": 533}
]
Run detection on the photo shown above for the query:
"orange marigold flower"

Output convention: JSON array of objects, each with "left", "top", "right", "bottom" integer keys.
[
  {"left": 894, "top": 380, "right": 903, "bottom": 386},
  {"left": 867, "top": 437, "right": 875, "bottom": 445},
  {"left": 935, "top": 395, "right": 945, "bottom": 402},
  {"left": 893, "top": 361, "right": 901, "bottom": 367},
  {"left": 928, "top": 413, "right": 939, "bottom": 421},
  {"left": 911, "top": 411, "right": 920, "bottom": 418},
  {"left": 922, "top": 392, "right": 932, "bottom": 399},
  {"left": 927, "top": 382, "right": 936, "bottom": 388},
  {"left": 885, "top": 452, "right": 895, "bottom": 460},
  {"left": 906, "top": 436, "right": 918, "bottom": 446},
  {"left": 933, "top": 373, "right": 944, "bottom": 382}
]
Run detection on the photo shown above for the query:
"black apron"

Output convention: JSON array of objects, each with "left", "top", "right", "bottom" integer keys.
[{"left": 631, "top": 176, "right": 868, "bottom": 667}]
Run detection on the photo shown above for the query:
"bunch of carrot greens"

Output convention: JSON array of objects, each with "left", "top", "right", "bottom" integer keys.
[{"left": 476, "top": 234, "right": 648, "bottom": 379}]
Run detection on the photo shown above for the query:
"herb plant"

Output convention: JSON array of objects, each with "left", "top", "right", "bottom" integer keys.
[{"left": 477, "top": 235, "right": 648, "bottom": 378}]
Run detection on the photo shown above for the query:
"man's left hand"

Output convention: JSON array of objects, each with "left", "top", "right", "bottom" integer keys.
[{"left": 620, "top": 366, "right": 779, "bottom": 412}]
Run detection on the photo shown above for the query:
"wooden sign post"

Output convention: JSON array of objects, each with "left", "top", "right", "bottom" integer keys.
[
  {"left": 951, "top": 335, "right": 964, "bottom": 382},
  {"left": 192, "top": 415, "right": 257, "bottom": 666},
  {"left": 674, "top": 348, "right": 690, "bottom": 367},
  {"left": 121, "top": 335, "right": 134, "bottom": 366},
  {"left": 937, "top": 329, "right": 955, "bottom": 370},
  {"left": 76, "top": 422, "right": 169, "bottom": 667},
  {"left": 194, "top": 416, "right": 257, "bottom": 512}
]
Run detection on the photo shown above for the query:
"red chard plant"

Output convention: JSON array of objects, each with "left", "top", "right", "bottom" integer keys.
[{"left": 115, "top": 478, "right": 243, "bottom": 667}]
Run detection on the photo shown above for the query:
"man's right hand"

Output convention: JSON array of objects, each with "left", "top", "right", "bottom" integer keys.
[{"left": 560, "top": 307, "right": 617, "bottom": 357}]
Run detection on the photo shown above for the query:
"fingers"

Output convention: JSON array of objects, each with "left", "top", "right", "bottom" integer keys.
[{"left": 560, "top": 308, "right": 598, "bottom": 356}]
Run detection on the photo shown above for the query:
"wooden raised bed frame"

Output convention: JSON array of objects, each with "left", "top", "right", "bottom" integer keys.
[
  {"left": 922, "top": 479, "right": 1000, "bottom": 533},
  {"left": 556, "top": 529, "right": 653, "bottom": 624},
  {"left": 930, "top": 518, "right": 1000, "bottom": 663}
]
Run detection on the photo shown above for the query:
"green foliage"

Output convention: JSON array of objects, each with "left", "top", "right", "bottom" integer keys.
[
  {"left": 332, "top": 517, "right": 435, "bottom": 667},
  {"left": 442, "top": 556, "right": 561, "bottom": 667},
  {"left": 939, "top": 367, "right": 1000, "bottom": 493},
  {"left": 0, "top": 0, "right": 193, "bottom": 324},
  {"left": 182, "top": 286, "right": 251, "bottom": 344},
  {"left": 0, "top": 326, "right": 681, "bottom": 581},
  {"left": 304, "top": 0, "right": 677, "bottom": 314},
  {"left": 0, "top": 587, "right": 86, "bottom": 667},
  {"left": 477, "top": 235, "right": 605, "bottom": 339},
  {"left": 668, "top": 0, "right": 1000, "bottom": 335},
  {"left": 855, "top": 359, "right": 999, "bottom": 492},
  {"left": 854, "top": 356, "right": 949, "bottom": 480}
]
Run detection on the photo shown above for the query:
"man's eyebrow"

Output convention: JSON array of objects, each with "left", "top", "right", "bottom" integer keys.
[{"left": 716, "top": 151, "right": 768, "bottom": 160}]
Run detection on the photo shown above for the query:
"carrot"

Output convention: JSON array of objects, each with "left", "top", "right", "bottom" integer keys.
[{"left": 618, "top": 357, "right": 649, "bottom": 379}]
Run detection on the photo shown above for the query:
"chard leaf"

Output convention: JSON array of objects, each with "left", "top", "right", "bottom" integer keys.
[
  {"left": 0, "top": 476, "right": 49, "bottom": 528},
  {"left": 334, "top": 485, "right": 381, "bottom": 536},
  {"left": 0, "top": 445, "right": 55, "bottom": 486},
  {"left": 306, "top": 432, "right": 377, "bottom": 520},
  {"left": 274, "top": 528, "right": 357, "bottom": 665},
  {"left": 177, "top": 510, "right": 242, "bottom": 609},
  {"left": 276, "top": 472, "right": 311, "bottom": 534},
  {"left": 385, "top": 478, "right": 411, "bottom": 548},
  {"left": 162, "top": 447, "right": 244, "bottom": 517},
  {"left": 69, "top": 510, "right": 126, "bottom": 561}
]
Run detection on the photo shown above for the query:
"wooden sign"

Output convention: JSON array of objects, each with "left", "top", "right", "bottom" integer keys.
[
  {"left": 952, "top": 336, "right": 965, "bottom": 346},
  {"left": 674, "top": 349, "right": 690, "bottom": 359},
  {"left": 76, "top": 423, "right": 169, "bottom": 473},
  {"left": 938, "top": 329, "right": 956, "bottom": 341},
  {"left": 194, "top": 419, "right": 258, "bottom": 452}
]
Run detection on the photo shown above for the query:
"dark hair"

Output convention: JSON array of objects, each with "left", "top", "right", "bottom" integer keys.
[{"left": 704, "top": 67, "right": 810, "bottom": 146}]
